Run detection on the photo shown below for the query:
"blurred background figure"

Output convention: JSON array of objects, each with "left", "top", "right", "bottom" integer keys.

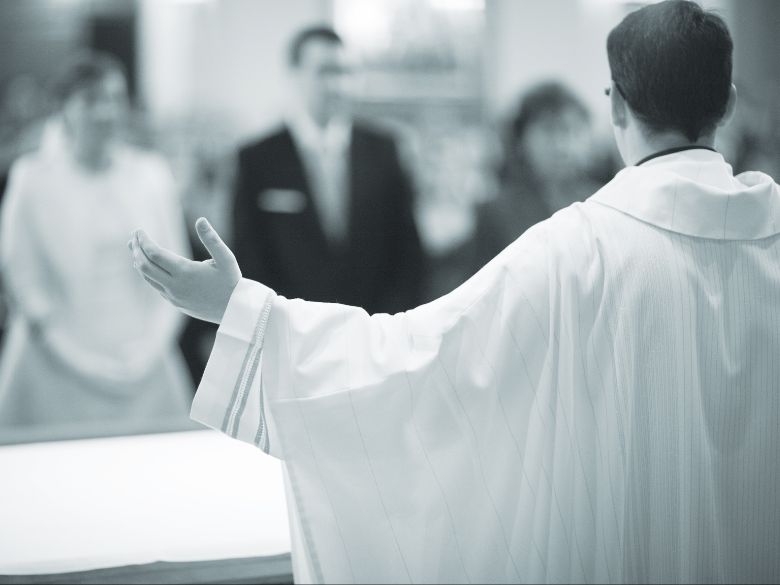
[
  {"left": 232, "top": 26, "right": 425, "bottom": 316},
  {"left": 731, "top": 117, "right": 780, "bottom": 179},
  {"left": 0, "top": 52, "right": 192, "bottom": 428},
  {"left": 471, "top": 81, "right": 602, "bottom": 271}
]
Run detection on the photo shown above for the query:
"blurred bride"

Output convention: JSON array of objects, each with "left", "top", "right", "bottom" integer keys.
[{"left": 0, "top": 52, "right": 192, "bottom": 428}]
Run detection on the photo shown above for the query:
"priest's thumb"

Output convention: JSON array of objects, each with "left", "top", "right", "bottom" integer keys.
[{"left": 196, "top": 217, "right": 236, "bottom": 269}]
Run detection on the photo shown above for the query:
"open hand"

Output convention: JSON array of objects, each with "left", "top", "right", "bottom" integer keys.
[{"left": 129, "top": 218, "right": 241, "bottom": 324}]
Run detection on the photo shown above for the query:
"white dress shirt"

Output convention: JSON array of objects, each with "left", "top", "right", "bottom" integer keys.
[
  {"left": 287, "top": 113, "right": 352, "bottom": 244},
  {"left": 192, "top": 149, "right": 780, "bottom": 583}
]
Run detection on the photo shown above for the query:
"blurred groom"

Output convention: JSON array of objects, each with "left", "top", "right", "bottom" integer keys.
[{"left": 231, "top": 26, "right": 424, "bottom": 315}]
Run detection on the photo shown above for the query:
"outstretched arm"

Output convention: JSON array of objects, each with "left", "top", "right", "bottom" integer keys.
[{"left": 128, "top": 217, "right": 241, "bottom": 324}]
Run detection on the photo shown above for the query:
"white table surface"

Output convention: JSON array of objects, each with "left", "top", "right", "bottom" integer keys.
[{"left": 0, "top": 429, "right": 291, "bottom": 575}]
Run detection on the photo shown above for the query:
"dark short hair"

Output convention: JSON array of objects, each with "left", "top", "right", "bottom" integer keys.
[
  {"left": 53, "top": 51, "right": 126, "bottom": 104},
  {"left": 607, "top": 0, "right": 733, "bottom": 142},
  {"left": 288, "top": 26, "right": 344, "bottom": 67}
]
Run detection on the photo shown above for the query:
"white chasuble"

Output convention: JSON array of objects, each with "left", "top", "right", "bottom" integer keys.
[{"left": 192, "top": 150, "right": 780, "bottom": 584}]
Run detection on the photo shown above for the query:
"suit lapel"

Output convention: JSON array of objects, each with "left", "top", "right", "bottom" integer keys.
[{"left": 346, "top": 126, "right": 366, "bottom": 246}]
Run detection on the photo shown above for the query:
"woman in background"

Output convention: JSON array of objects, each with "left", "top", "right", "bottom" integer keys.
[
  {"left": 0, "top": 52, "right": 192, "bottom": 427},
  {"left": 472, "top": 81, "right": 603, "bottom": 271}
]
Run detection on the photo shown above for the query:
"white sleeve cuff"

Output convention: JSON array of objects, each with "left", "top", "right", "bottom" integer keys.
[
  {"left": 219, "top": 278, "right": 275, "bottom": 344},
  {"left": 190, "top": 278, "right": 277, "bottom": 454}
]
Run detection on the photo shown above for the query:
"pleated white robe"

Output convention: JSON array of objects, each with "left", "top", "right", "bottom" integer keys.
[{"left": 192, "top": 150, "right": 780, "bottom": 584}]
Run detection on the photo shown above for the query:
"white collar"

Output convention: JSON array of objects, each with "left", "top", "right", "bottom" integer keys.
[
  {"left": 286, "top": 110, "right": 352, "bottom": 154},
  {"left": 589, "top": 149, "right": 780, "bottom": 240}
]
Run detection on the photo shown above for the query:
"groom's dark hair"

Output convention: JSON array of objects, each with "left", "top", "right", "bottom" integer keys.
[
  {"left": 288, "top": 26, "right": 344, "bottom": 68},
  {"left": 607, "top": 0, "right": 733, "bottom": 142}
]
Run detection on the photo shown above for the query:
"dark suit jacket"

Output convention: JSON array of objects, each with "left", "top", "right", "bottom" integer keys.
[{"left": 232, "top": 122, "right": 424, "bottom": 315}]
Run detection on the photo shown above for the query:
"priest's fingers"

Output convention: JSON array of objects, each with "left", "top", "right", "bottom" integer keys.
[
  {"left": 142, "top": 274, "right": 166, "bottom": 294},
  {"left": 134, "top": 230, "right": 183, "bottom": 276},
  {"left": 195, "top": 217, "right": 236, "bottom": 268},
  {"left": 132, "top": 242, "right": 172, "bottom": 286},
  {"left": 143, "top": 275, "right": 175, "bottom": 304}
]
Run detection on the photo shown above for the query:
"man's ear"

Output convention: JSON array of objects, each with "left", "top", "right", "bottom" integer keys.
[
  {"left": 717, "top": 83, "right": 738, "bottom": 127},
  {"left": 610, "top": 82, "right": 628, "bottom": 129}
]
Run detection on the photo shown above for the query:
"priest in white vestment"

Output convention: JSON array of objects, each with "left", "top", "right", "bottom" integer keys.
[{"left": 131, "top": 2, "right": 780, "bottom": 583}]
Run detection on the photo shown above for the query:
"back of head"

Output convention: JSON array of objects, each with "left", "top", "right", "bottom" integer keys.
[{"left": 607, "top": 0, "right": 733, "bottom": 142}]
